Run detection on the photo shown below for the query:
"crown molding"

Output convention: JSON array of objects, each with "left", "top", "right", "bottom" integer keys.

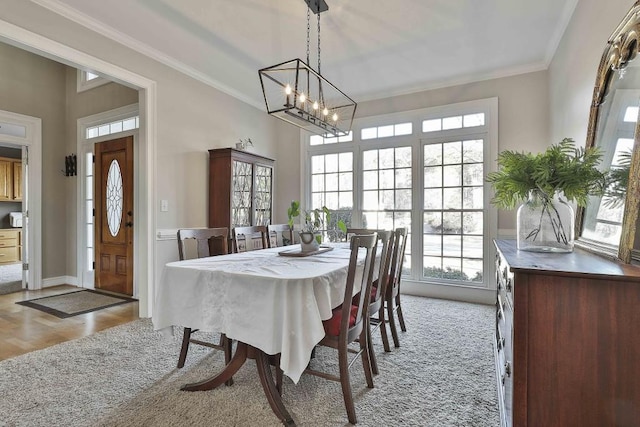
[{"left": 31, "top": 0, "right": 265, "bottom": 111}]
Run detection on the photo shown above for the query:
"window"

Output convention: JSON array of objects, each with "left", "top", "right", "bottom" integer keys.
[
  {"left": 423, "top": 139, "right": 484, "bottom": 283},
  {"left": 86, "top": 116, "right": 139, "bottom": 140},
  {"left": 310, "top": 152, "right": 354, "bottom": 240},
  {"left": 361, "top": 122, "right": 413, "bottom": 140},
  {"left": 362, "top": 146, "right": 413, "bottom": 271},
  {"left": 309, "top": 131, "right": 353, "bottom": 146},
  {"left": 305, "top": 98, "right": 497, "bottom": 290},
  {"left": 77, "top": 70, "right": 110, "bottom": 92}
]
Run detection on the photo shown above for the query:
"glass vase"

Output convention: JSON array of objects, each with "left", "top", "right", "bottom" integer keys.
[{"left": 516, "top": 190, "right": 574, "bottom": 253}]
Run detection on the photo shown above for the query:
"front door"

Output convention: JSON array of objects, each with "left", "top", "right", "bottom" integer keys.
[{"left": 94, "top": 136, "right": 134, "bottom": 295}]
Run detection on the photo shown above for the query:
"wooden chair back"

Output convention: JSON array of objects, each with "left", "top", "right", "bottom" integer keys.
[
  {"left": 177, "top": 227, "right": 229, "bottom": 260},
  {"left": 342, "top": 233, "right": 378, "bottom": 343},
  {"left": 232, "top": 225, "right": 268, "bottom": 253},
  {"left": 267, "top": 224, "right": 294, "bottom": 248},
  {"left": 388, "top": 227, "right": 408, "bottom": 298},
  {"left": 369, "top": 230, "right": 394, "bottom": 313}
]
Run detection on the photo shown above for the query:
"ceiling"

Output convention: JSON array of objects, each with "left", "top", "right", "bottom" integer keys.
[{"left": 37, "top": 0, "right": 578, "bottom": 109}]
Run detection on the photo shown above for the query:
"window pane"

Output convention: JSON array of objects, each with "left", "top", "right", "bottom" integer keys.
[
  {"left": 395, "top": 168, "right": 412, "bottom": 188},
  {"left": 325, "top": 154, "right": 338, "bottom": 173},
  {"left": 98, "top": 125, "right": 109, "bottom": 136},
  {"left": 443, "top": 212, "right": 461, "bottom": 234},
  {"left": 339, "top": 172, "right": 353, "bottom": 191},
  {"left": 312, "top": 156, "right": 324, "bottom": 173},
  {"left": 339, "top": 152, "right": 353, "bottom": 171},
  {"left": 338, "top": 131, "right": 353, "bottom": 142},
  {"left": 443, "top": 188, "right": 461, "bottom": 209},
  {"left": 463, "top": 212, "right": 483, "bottom": 235},
  {"left": 443, "top": 165, "right": 461, "bottom": 187},
  {"left": 463, "top": 187, "right": 484, "bottom": 209},
  {"left": 380, "top": 190, "right": 395, "bottom": 209},
  {"left": 110, "top": 121, "right": 123, "bottom": 134},
  {"left": 463, "top": 139, "right": 483, "bottom": 163},
  {"left": 424, "top": 189, "right": 442, "bottom": 209},
  {"left": 363, "top": 150, "right": 378, "bottom": 170},
  {"left": 380, "top": 170, "right": 394, "bottom": 189},
  {"left": 424, "top": 166, "right": 442, "bottom": 188},
  {"left": 463, "top": 164, "right": 484, "bottom": 185},
  {"left": 443, "top": 235, "right": 461, "bottom": 257},
  {"left": 363, "top": 190, "right": 379, "bottom": 210},
  {"left": 325, "top": 192, "right": 338, "bottom": 209},
  {"left": 86, "top": 153, "right": 93, "bottom": 175},
  {"left": 424, "top": 143, "right": 442, "bottom": 165},
  {"left": 395, "top": 146, "right": 412, "bottom": 167},
  {"left": 378, "top": 125, "right": 394, "bottom": 138},
  {"left": 312, "top": 174, "right": 324, "bottom": 192},
  {"left": 442, "top": 116, "right": 463, "bottom": 130},
  {"left": 362, "top": 127, "right": 377, "bottom": 140},
  {"left": 462, "top": 236, "right": 483, "bottom": 258},
  {"left": 363, "top": 171, "right": 378, "bottom": 190},
  {"left": 310, "top": 135, "right": 323, "bottom": 145},
  {"left": 122, "top": 118, "right": 136, "bottom": 131},
  {"left": 379, "top": 148, "right": 394, "bottom": 169},
  {"left": 395, "top": 122, "right": 412, "bottom": 136},
  {"left": 395, "top": 189, "right": 412, "bottom": 209},
  {"left": 325, "top": 173, "right": 338, "bottom": 191},
  {"left": 624, "top": 106, "right": 639, "bottom": 122},
  {"left": 422, "top": 119, "right": 441, "bottom": 133},
  {"left": 463, "top": 113, "right": 485, "bottom": 127},
  {"left": 443, "top": 141, "right": 462, "bottom": 164},
  {"left": 339, "top": 191, "right": 353, "bottom": 209},
  {"left": 424, "top": 212, "right": 442, "bottom": 233}
]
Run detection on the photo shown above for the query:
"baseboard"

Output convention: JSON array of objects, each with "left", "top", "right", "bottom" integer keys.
[
  {"left": 41, "top": 275, "right": 78, "bottom": 288},
  {"left": 402, "top": 280, "right": 495, "bottom": 305}
]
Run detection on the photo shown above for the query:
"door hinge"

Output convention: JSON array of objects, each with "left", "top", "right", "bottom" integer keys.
[
  {"left": 93, "top": 208, "right": 95, "bottom": 217},
  {"left": 93, "top": 154, "right": 96, "bottom": 163},
  {"left": 22, "top": 263, "right": 28, "bottom": 271},
  {"left": 92, "top": 261, "right": 95, "bottom": 270}
]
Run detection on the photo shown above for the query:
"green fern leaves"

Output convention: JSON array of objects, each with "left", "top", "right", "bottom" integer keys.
[{"left": 486, "top": 138, "right": 607, "bottom": 209}]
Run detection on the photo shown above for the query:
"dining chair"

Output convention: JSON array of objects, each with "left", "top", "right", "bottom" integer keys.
[
  {"left": 266, "top": 223, "right": 294, "bottom": 248},
  {"left": 302, "top": 233, "right": 378, "bottom": 425},
  {"left": 176, "top": 228, "right": 233, "bottom": 379},
  {"left": 345, "top": 228, "right": 394, "bottom": 373},
  {"left": 384, "top": 227, "right": 409, "bottom": 348},
  {"left": 232, "top": 225, "right": 268, "bottom": 253}
]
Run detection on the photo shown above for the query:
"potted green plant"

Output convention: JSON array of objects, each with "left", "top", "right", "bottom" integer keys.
[
  {"left": 486, "top": 138, "right": 607, "bottom": 252},
  {"left": 287, "top": 200, "right": 346, "bottom": 251}
]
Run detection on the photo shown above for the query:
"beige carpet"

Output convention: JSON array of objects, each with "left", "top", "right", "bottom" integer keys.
[
  {"left": 16, "top": 290, "right": 136, "bottom": 318},
  {"left": 0, "top": 295, "right": 499, "bottom": 426}
]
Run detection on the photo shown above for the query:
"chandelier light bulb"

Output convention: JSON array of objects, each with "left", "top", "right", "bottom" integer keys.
[
  {"left": 313, "top": 101, "right": 319, "bottom": 110},
  {"left": 323, "top": 108, "right": 329, "bottom": 116},
  {"left": 285, "top": 84, "right": 292, "bottom": 95},
  {"left": 299, "top": 93, "right": 306, "bottom": 103},
  {"left": 332, "top": 113, "right": 338, "bottom": 121}
]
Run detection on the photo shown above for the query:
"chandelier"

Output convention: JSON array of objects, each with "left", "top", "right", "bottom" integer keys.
[{"left": 259, "top": 0, "right": 356, "bottom": 138}]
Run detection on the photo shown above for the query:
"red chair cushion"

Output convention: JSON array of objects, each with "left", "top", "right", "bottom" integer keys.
[
  {"left": 352, "top": 286, "right": 379, "bottom": 306},
  {"left": 323, "top": 305, "right": 359, "bottom": 336}
]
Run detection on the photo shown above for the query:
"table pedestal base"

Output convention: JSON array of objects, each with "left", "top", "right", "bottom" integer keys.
[{"left": 181, "top": 342, "right": 295, "bottom": 426}]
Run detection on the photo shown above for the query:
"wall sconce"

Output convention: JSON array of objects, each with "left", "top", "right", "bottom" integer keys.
[{"left": 65, "top": 154, "right": 77, "bottom": 176}]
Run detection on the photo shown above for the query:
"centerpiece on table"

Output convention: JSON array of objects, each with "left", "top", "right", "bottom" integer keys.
[
  {"left": 486, "top": 138, "right": 607, "bottom": 253},
  {"left": 287, "top": 200, "right": 346, "bottom": 252}
]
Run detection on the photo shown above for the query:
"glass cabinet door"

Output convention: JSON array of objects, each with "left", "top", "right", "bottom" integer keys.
[
  {"left": 254, "top": 165, "right": 272, "bottom": 225},
  {"left": 232, "top": 160, "right": 253, "bottom": 227}
]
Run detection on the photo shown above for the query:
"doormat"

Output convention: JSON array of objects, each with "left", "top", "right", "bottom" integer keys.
[{"left": 16, "top": 290, "right": 137, "bottom": 318}]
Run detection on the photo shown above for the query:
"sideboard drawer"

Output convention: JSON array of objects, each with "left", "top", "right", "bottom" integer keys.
[{"left": 0, "top": 246, "right": 19, "bottom": 262}]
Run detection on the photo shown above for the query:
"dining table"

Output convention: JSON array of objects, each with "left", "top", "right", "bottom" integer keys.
[{"left": 152, "top": 242, "right": 370, "bottom": 426}]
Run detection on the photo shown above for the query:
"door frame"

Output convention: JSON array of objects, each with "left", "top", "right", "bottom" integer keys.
[
  {"left": 0, "top": 109, "right": 41, "bottom": 291},
  {"left": 0, "top": 19, "right": 157, "bottom": 317},
  {"left": 77, "top": 105, "right": 139, "bottom": 294}
]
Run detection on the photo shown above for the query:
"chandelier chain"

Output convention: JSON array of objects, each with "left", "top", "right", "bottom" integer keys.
[
  {"left": 306, "top": 8, "right": 311, "bottom": 65},
  {"left": 317, "top": 13, "right": 321, "bottom": 74}
]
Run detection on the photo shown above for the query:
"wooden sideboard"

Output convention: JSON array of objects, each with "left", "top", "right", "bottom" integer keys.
[{"left": 494, "top": 239, "right": 640, "bottom": 427}]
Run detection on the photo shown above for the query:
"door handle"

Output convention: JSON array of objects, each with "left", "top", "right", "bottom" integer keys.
[{"left": 125, "top": 221, "right": 133, "bottom": 227}]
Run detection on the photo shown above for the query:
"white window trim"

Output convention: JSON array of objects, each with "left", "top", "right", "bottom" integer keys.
[{"left": 301, "top": 97, "right": 498, "bottom": 304}]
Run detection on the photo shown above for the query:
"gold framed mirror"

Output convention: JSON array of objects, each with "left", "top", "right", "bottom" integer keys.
[{"left": 576, "top": 1, "right": 640, "bottom": 263}]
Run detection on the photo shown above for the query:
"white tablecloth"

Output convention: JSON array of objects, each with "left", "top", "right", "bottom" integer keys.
[{"left": 153, "top": 244, "right": 359, "bottom": 383}]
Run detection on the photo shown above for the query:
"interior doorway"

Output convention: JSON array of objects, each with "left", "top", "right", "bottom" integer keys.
[{"left": 0, "top": 109, "right": 42, "bottom": 294}]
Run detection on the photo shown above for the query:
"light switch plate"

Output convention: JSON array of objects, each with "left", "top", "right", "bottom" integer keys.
[{"left": 160, "top": 199, "right": 168, "bottom": 212}]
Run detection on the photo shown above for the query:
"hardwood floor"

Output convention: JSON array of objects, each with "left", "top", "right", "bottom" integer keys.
[{"left": 0, "top": 285, "right": 139, "bottom": 360}]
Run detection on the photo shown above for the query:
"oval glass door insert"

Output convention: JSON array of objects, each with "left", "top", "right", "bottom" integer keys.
[{"left": 106, "top": 159, "right": 123, "bottom": 237}]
